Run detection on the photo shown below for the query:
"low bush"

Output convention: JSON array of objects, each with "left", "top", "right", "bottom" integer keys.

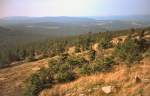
[
  {"left": 87, "top": 50, "right": 96, "bottom": 61},
  {"left": 101, "top": 57, "right": 115, "bottom": 71},
  {"left": 48, "top": 58, "right": 76, "bottom": 83},
  {"left": 66, "top": 56, "right": 88, "bottom": 68},
  {"left": 114, "top": 37, "right": 142, "bottom": 64},
  {"left": 56, "top": 71, "right": 75, "bottom": 83},
  {"left": 24, "top": 53, "right": 115, "bottom": 96},
  {"left": 99, "top": 32, "right": 112, "bottom": 49},
  {"left": 24, "top": 68, "right": 53, "bottom": 96},
  {"left": 80, "top": 57, "right": 115, "bottom": 75},
  {"left": 144, "top": 48, "right": 150, "bottom": 57},
  {"left": 25, "top": 56, "right": 36, "bottom": 62},
  {"left": 79, "top": 63, "right": 93, "bottom": 75}
]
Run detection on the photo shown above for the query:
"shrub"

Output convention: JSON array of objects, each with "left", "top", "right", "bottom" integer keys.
[
  {"left": 99, "top": 32, "right": 112, "bottom": 49},
  {"left": 100, "top": 38, "right": 112, "bottom": 49},
  {"left": 143, "top": 48, "right": 150, "bottom": 57},
  {"left": 66, "top": 56, "right": 88, "bottom": 68},
  {"left": 24, "top": 68, "right": 53, "bottom": 96},
  {"left": 48, "top": 59, "right": 61, "bottom": 74},
  {"left": 79, "top": 57, "right": 115, "bottom": 75},
  {"left": 91, "top": 57, "right": 114, "bottom": 72},
  {"left": 25, "top": 56, "right": 36, "bottom": 62},
  {"left": 56, "top": 71, "right": 75, "bottom": 83},
  {"left": 101, "top": 57, "right": 115, "bottom": 71},
  {"left": 55, "top": 62, "right": 75, "bottom": 83},
  {"left": 87, "top": 50, "right": 96, "bottom": 61},
  {"left": 38, "top": 68, "right": 53, "bottom": 86},
  {"left": 48, "top": 58, "right": 76, "bottom": 83},
  {"left": 114, "top": 37, "right": 142, "bottom": 64},
  {"left": 24, "top": 73, "right": 42, "bottom": 96},
  {"left": 79, "top": 63, "right": 93, "bottom": 75}
]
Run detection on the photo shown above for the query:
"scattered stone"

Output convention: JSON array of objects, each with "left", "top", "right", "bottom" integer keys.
[
  {"left": 44, "top": 64, "right": 49, "bottom": 68},
  {"left": 32, "top": 67, "right": 41, "bottom": 71},
  {"left": 101, "top": 86, "right": 114, "bottom": 94},
  {"left": 93, "top": 87, "right": 99, "bottom": 90},
  {"left": 79, "top": 94, "right": 85, "bottom": 96},
  {"left": 87, "top": 89, "right": 92, "bottom": 92},
  {"left": 0, "top": 77, "right": 7, "bottom": 81},
  {"left": 142, "top": 79, "right": 150, "bottom": 83}
]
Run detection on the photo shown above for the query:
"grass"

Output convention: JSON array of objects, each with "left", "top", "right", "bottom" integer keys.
[{"left": 39, "top": 58, "right": 150, "bottom": 96}]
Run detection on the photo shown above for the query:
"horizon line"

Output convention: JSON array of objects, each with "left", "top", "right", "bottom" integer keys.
[{"left": 1, "top": 14, "right": 150, "bottom": 19}]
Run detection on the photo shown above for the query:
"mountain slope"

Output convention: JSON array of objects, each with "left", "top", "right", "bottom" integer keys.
[
  {"left": 0, "top": 30, "right": 150, "bottom": 96},
  {"left": 0, "top": 56, "right": 149, "bottom": 96},
  {"left": 40, "top": 58, "right": 150, "bottom": 96},
  {"left": 0, "top": 58, "right": 50, "bottom": 96}
]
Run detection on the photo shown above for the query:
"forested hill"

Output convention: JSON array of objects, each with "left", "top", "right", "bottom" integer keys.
[
  {"left": 0, "top": 27, "right": 150, "bottom": 68},
  {"left": 0, "top": 26, "right": 48, "bottom": 48},
  {"left": 1, "top": 16, "right": 150, "bottom": 37}
]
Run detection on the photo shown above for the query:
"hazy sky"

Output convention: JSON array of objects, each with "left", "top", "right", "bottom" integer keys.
[{"left": 0, "top": 0, "right": 150, "bottom": 18}]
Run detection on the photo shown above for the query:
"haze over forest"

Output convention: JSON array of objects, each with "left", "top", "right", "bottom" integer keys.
[
  {"left": 0, "top": 0, "right": 150, "bottom": 50},
  {"left": 0, "top": 0, "right": 150, "bottom": 56}
]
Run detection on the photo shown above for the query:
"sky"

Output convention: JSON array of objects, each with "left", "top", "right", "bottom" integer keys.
[{"left": 0, "top": 0, "right": 150, "bottom": 18}]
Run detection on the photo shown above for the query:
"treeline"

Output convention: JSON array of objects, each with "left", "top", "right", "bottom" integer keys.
[{"left": 0, "top": 27, "right": 149, "bottom": 68}]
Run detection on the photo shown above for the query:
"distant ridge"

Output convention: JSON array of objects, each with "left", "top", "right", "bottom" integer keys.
[
  {"left": 2, "top": 15, "right": 150, "bottom": 21},
  {"left": 90, "top": 15, "right": 150, "bottom": 21},
  {"left": 0, "top": 16, "right": 150, "bottom": 38},
  {"left": 1, "top": 16, "right": 95, "bottom": 23}
]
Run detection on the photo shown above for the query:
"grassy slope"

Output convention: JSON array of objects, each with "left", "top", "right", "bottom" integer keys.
[
  {"left": 0, "top": 32, "right": 149, "bottom": 96},
  {"left": 0, "top": 52, "right": 149, "bottom": 96},
  {"left": 38, "top": 32, "right": 150, "bottom": 96},
  {"left": 0, "top": 58, "right": 50, "bottom": 96},
  {"left": 40, "top": 58, "right": 150, "bottom": 96}
]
